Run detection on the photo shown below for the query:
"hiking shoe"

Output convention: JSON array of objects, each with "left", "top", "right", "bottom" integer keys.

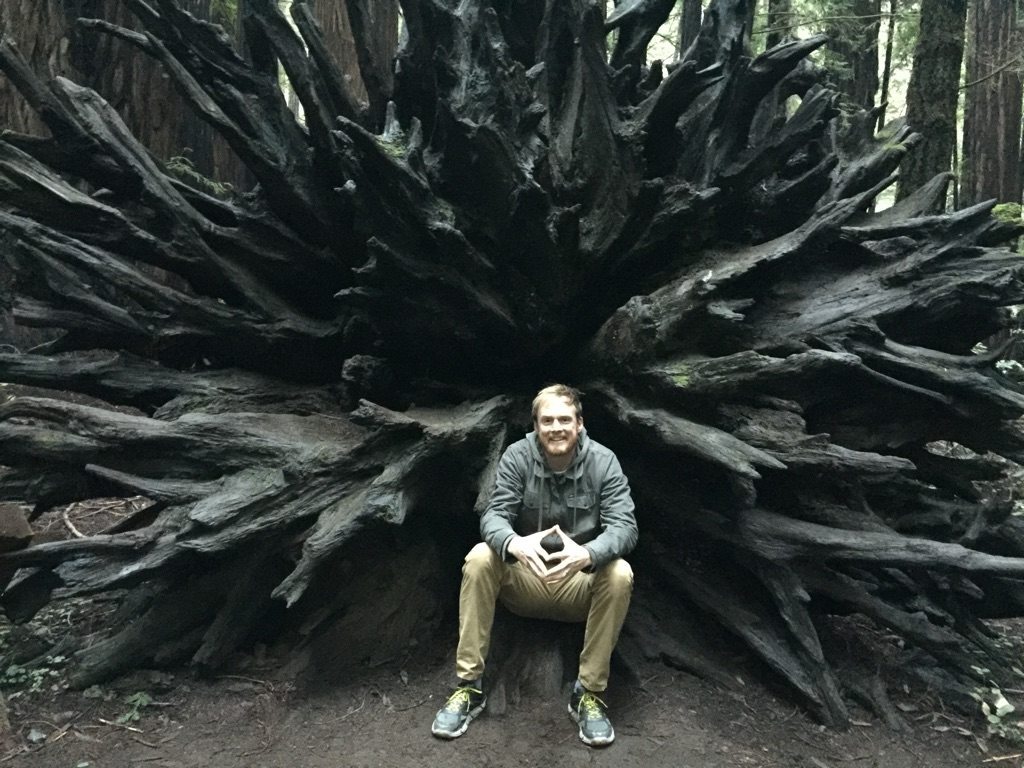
[
  {"left": 431, "top": 682, "right": 486, "bottom": 739},
  {"left": 568, "top": 681, "right": 614, "bottom": 746}
]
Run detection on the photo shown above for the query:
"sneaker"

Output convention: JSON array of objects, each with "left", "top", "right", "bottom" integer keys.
[
  {"left": 568, "top": 681, "right": 614, "bottom": 746},
  {"left": 431, "top": 681, "right": 486, "bottom": 739}
]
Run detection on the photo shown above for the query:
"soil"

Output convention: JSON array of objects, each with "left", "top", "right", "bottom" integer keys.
[
  {"left": 0, "top": 494, "right": 1017, "bottom": 768},
  {"left": 0, "top": 646, "right": 1001, "bottom": 768}
]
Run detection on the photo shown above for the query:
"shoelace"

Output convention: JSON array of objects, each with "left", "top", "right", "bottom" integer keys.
[
  {"left": 577, "top": 691, "right": 608, "bottom": 720},
  {"left": 443, "top": 687, "right": 482, "bottom": 713}
]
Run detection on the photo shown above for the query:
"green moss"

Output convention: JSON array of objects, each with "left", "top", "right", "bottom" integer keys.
[
  {"left": 669, "top": 367, "right": 691, "bottom": 388},
  {"left": 375, "top": 138, "right": 407, "bottom": 159},
  {"left": 992, "top": 204, "right": 1024, "bottom": 255},
  {"left": 210, "top": 0, "right": 238, "bottom": 29},
  {"left": 993, "top": 203, "right": 1023, "bottom": 223}
]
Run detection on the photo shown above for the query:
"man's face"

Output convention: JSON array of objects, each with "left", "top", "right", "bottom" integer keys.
[{"left": 534, "top": 395, "right": 582, "bottom": 461}]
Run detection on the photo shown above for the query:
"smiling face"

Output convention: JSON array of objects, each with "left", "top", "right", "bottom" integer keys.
[{"left": 534, "top": 394, "right": 582, "bottom": 468}]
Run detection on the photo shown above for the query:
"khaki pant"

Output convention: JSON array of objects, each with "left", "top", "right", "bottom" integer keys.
[{"left": 455, "top": 541, "right": 634, "bottom": 692}]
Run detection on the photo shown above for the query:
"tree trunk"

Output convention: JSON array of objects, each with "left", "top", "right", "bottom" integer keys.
[
  {"left": 306, "top": 0, "right": 399, "bottom": 126},
  {"left": 824, "top": 0, "right": 881, "bottom": 151},
  {"left": 679, "top": 0, "right": 703, "bottom": 55},
  {"left": 960, "top": 0, "right": 1023, "bottom": 207},
  {"left": 0, "top": 0, "right": 246, "bottom": 190},
  {"left": 876, "top": 0, "right": 897, "bottom": 132},
  {"left": 826, "top": 0, "right": 881, "bottom": 113},
  {"left": 0, "top": 0, "right": 68, "bottom": 135},
  {"left": 765, "top": 0, "right": 791, "bottom": 50},
  {"left": 1, "top": 0, "right": 1024, "bottom": 730},
  {"left": 896, "top": 0, "right": 967, "bottom": 203}
]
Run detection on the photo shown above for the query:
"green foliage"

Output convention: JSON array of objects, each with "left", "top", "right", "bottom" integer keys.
[
  {"left": 0, "top": 614, "right": 67, "bottom": 696},
  {"left": 888, "top": 0, "right": 921, "bottom": 71},
  {"left": 118, "top": 691, "right": 154, "bottom": 723},
  {"left": 210, "top": 0, "right": 238, "bottom": 29},
  {"left": 992, "top": 204, "right": 1024, "bottom": 256},
  {"left": 746, "top": 0, "right": 922, "bottom": 116},
  {"left": 166, "top": 152, "right": 234, "bottom": 199},
  {"left": 971, "top": 677, "right": 1023, "bottom": 742},
  {"left": 993, "top": 203, "right": 1023, "bottom": 223},
  {"left": 0, "top": 655, "right": 66, "bottom": 694}
]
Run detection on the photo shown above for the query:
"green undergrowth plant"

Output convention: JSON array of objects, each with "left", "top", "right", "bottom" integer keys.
[
  {"left": 971, "top": 664, "right": 1024, "bottom": 743},
  {"left": 166, "top": 152, "right": 234, "bottom": 199},
  {"left": 118, "top": 691, "right": 154, "bottom": 723},
  {"left": 0, "top": 655, "right": 66, "bottom": 697}
]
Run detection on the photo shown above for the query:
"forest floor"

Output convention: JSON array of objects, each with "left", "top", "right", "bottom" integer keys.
[{"left": 0, "top": 500, "right": 1022, "bottom": 768}]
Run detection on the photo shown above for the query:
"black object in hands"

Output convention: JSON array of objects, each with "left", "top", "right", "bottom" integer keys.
[{"left": 540, "top": 532, "right": 564, "bottom": 553}]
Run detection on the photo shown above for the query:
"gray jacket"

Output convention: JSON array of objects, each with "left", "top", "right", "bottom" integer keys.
[{"left": 480, "top": 427, "right": 638, "bottom": 569}]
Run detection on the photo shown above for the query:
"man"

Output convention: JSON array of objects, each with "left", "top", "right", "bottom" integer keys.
[{"left": 431, "top": 384, "right": 638, "bottom": 746}]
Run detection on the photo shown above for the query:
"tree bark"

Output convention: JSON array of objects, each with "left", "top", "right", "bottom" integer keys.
[
  {"left": 826, "top": 0, "right": 881, "bottom": 113},
  {"left": 960, "top": 0, "right": 1023, "bottom": 207},
  {"left": 876, "top": 0, "right": 896, "bottom": 132},
  {"left": 0, "top": 0, "right": 68, "bottom": 136},
  {"left": 0, "top": 0, "right": 247, "bottom": 189},
  {"left": 896, "top": 0, "right": 967, "bottom": 203},
  {"left": 679, "top": 0, "right": 704, "bottom": 55},
  {"left": 764, "top": 0, "right": 791, "bottom": 50}
]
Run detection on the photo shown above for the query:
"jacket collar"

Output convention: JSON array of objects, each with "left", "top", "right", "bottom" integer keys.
[{"left": 526, "top": 427, "right": 590, "bottom": 479}]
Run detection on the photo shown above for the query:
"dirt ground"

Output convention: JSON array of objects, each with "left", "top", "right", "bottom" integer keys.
[
  {"left": 0, "top": 493, "right": 1018, "bottom": 768},
  {"left": 0, "top": 644, "right": 1004, "bottom": 768}
]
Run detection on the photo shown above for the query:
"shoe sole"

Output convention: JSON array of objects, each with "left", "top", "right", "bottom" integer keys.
[
  {"left": 431, "top": 700, "right": 486, "bottom": 739},
  {"left": 567, "top": 703, "right": 615, "bottom": 747}
]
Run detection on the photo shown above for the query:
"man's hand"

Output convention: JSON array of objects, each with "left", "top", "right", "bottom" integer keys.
[
  {"left": 507, "top": 526, "right": 561, "bottom": 580},
  {"left": 540, "top": 526, "right": 592, "bottom": 585}
]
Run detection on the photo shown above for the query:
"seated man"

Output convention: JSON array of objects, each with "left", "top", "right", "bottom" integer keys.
[{"left": 431, "top": 384, "right": 638, "bottom": 746}]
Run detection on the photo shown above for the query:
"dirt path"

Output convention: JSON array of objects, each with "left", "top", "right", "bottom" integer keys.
[{"left": 3, "top": 652, "right": 995, "bottom": 768}]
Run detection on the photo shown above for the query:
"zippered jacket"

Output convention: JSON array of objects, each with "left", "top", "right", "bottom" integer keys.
[{"left": 479, "top": 427, "right": 638, "bottom": 569}]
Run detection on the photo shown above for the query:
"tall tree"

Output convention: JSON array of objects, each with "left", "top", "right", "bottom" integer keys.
[
  {"left": 876, "top": 0, "right": 897, "bottom": 131},
  {"left": 679, "top": 0, "right": 704, "bottom": 54},
  {"left": 826, "top": 0, "right": 882, "bottom": 114},
  {"left": 960, "top": 0, "right": 1023, "bottom": 207},
  {"left": 0, "top": 0, "right": 74, "bottom": 135},
  {"left": 0, "top": 0, "right": 244, "bottom": 185},
  {"left": 328, "top": 0, "right": 398, "bottom": 125},
  {"left": 897, "top": 0, "right": 967, "bottom": 203},
  {"left": 765, "top": 0, "right": 791, "bottom": 50}
]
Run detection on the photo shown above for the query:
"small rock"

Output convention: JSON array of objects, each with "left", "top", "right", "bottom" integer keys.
[{"left": 0, "top": 503, "right": 32, "bottom": 553}]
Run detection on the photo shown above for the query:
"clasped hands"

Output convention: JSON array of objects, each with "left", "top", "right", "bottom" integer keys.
[{"left": 507, "top": 525, "right": 592, "bottom": 585}]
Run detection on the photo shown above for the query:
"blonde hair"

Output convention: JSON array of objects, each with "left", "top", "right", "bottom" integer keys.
[{"left": 531, "top": 384, "right": 583, "bottom": 422}]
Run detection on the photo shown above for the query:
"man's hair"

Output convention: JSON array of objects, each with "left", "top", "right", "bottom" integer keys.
[{"left": 531, "top": 384, "right": 583, "bottom": 422}]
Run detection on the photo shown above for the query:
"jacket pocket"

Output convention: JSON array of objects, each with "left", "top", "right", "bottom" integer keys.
[
  {"left": 566, "top": 492, "right": 595, "bottom": 510},
  {"left": 523, "top": 490, "right": 540, "bottom": 513}
]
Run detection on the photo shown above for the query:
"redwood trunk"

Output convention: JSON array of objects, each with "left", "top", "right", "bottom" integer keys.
[{"left": 960, "top": 0, "right": 1023, "bottom": 207}]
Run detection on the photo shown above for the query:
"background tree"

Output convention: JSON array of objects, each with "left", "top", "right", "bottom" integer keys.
[
  {"left": 0, "top": 0, "right": 67, "bottom": 136},
  {"left": 876, "top": 0, "right": 896, "bottom": 130},
  {"left": 896, "top": 0, "right": 966, "bottom": 203},
  {"left": 824, "top": 0, "right": 881, "bottom": 114},
  {"left": 960, "top": 0, "right": 1023, "bottom": 208},
  {"left": 679, "top": 0, "right": 704, "bottom": 53},
  {"left": 1, "top": 0, "right": 1024, "bottom": 730},
  {"left": 0, "top": 0, "right": 244, "bottom": 184},
  {"left": 765, "top": 0, "right": 792, "bottom": 49},
  {"left": 309, "top": 0, "right": 398, "bottom": 125}
]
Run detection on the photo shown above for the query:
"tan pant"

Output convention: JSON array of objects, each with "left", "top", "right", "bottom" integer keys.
[{"left": 455, "top": 541, "right": 634, "bottom": 692}]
